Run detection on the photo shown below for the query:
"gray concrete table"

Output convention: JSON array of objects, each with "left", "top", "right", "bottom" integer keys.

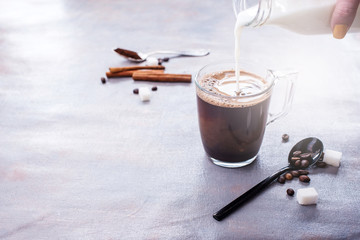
[{"left": 0, "top": 0, "right": 359, "bottom": 239}]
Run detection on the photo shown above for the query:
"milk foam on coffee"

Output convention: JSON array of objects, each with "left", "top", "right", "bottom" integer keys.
[{"left": 197, "top": 70, "right": 271, "bottom": 108}]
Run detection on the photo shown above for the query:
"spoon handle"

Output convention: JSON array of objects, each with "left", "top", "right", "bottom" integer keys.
[
  {"left": 213, "top": 165, "right": 292, "bottom": 221},
  {"left": 147, "top": 49, "right": 210, "bottom": 57}
]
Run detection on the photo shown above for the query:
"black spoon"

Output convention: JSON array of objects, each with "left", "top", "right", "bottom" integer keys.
[{"left": 213, "top": 137, "right": 324, "bottom": 221}]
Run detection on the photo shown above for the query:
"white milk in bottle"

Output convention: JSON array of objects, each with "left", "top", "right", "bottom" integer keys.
[
  {"left": 268, "top": 0, "right": 360, "bottom": 34},
  {"left": 233, "top": 0, "right": 360, "bottom": 89},
  {"left": 234, "top": 0, "right": 360, "bottom": 35}
]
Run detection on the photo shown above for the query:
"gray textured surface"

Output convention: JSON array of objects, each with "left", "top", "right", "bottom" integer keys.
[{"left": 1, "top": 0, "right": 360, "bottom": 239}]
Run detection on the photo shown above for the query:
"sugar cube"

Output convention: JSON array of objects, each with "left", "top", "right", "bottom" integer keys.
[
  {"left": 145, "top": 57, "right": 158, "bottom": 66},
  {"left": 297, "top": 187, "right": 318, "bottom": 205},
  {"left": 323, "top": 149, "right": 342, "bottom": 167},
  {"left": 139, "top": 87, "right": 151, "bottom": 102}
]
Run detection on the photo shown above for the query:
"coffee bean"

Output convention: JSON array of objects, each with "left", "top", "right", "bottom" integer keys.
[
  {"left": 101, "top": 77, "right": 106, "bottom": 84},
  {"left": 133, "top": 88, "right": 139, "bottom": 94},
  {"left": 291, "top": 157, "right": 300, "bottom": 163},
  {"left": 285, "top": 173, "right": 293, "bottom": 180},
  {"left": 162, "top": 57, "right": 170, "bottom": 62},
  {"left": 157, "top": 58, "right": 163, "bottom": 65},
  {"left": 298, "top": 170, "right": 309, "bottom": 175},
  {"left": 277, "top": 175, "right": 286, "bottom": 184},
  {"left": 293, "top": 150, "right": 302, "bottom": 157},
  {"left": 290, "top": 170, "right": 299, "bottom": 177},
  {"left": 151, "top": 86, "right": 158, "bottom": 91},
  {"left": 287, "top": 188, "right": 295, "bottom": 196},
  {"left": 300, "top": 153, "right": 311, "bottom": 159},
  {"left": 299, "top": 175, "right": 310, "bottom": 182},
  {"left": 282, "top": 134, "right": 289, "bottom": 142},
  {"left": 316, "top": 161, "right": 327, "bottom": 168},
  {"left": 294, "top": 160, "right": 301, "bottom": 168},
  {"left": 301, "top": 159, "right": 310, "bottom": 168}
]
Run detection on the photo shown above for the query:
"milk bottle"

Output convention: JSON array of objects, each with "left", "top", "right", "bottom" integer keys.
[
  {"left": 233, "top": 0, "right": 360, "bottom": 35},
  {"left": 233, "top": 0, "right": 360, "bottom": 90}
]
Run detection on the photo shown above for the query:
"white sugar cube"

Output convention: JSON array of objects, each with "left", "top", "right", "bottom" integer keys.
[
  {"left": 139, "top": 87, "right": 151, "bottom": 102},
  {"left": 323, "top": 149, "right": 342, "bottom": 167},
  {"left": 145, "top": 57, "right": 158, "bottom": 66},
  {"left": 297, "top": 187, "right": 318, "bottom": 205}
]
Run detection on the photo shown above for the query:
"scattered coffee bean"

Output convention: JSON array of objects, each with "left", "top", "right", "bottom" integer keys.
[
  {"left": 294, "top": 160, "right": 301, "bottom": 168},
  {"left": 298, "top": 170, "right": 309, "bottom": 175},
  {"left": 101, "top": 77, "right": 106, "bottom": 84},
  {"left": 277, "top": 175, "right": 286, "bottom": 184},
  {"left": 151, "top": 86, "right": 158, "bottom": 91},
  {"left": 282, "top": 134, "right": 289, "bottom": 142},
  {"left": 300, "top": 153, "right": 312, "bottom": 159},
  {"left": 316, "top": 161, "right": 327, "bottom": 168},
  {"left": 293, "top": 150, "right": 302, "bottom": 157},
  {"left": 299, "top": 175, "right": 310, "bottom": 182},
  {"left": 290, "top": 170, "right": 300, "bottom": 177},
  {"left": 285, "top": 173, "right": 293, "bottom": 180},
  {"left": 287, "top": 188, "right": 295, "bottom": 196},
  {"left": 301, "top": 159, "right": 310, "bottom": 168},
  {"left": 157, "top": 58, "right": 163, "bottom": 65},
  {"left": 133, "top": 88, "right": 139, "bottom": 94},
  {"left": 162, "top": 57, "right": 170, "bottom": 62}
]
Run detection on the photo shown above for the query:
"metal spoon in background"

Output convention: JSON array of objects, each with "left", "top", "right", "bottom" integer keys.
[
  {"left": 114, "top": 48, "right": 210, "bottom": 63},
  {"left": 213, "top": 137, "right": 324, "bottom": 221}
]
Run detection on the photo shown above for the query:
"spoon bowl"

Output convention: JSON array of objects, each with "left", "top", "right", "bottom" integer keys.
[
  {"left": 213, "top": 137, "right": 323, "bottom": 221},
  {"left": 288, "top": 137, "right": 324, "bottom": 168},
  {"left": 114, "top": 48, "right": 210, "bottom": 62}
]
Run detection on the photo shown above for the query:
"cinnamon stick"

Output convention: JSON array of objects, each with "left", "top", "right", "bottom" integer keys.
[
  {"left": 106, "top": 70, "right": 164, "bottom": 78},
  {"left": 109, "top": 65, "right": 165, "bottom": 73},
  {"left": 132, "top": 72, "right": 192, "bottom": 83}
]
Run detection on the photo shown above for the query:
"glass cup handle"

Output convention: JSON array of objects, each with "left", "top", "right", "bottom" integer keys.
[{"left": 266, "top": 70, "right": 298, "bottom": 125}]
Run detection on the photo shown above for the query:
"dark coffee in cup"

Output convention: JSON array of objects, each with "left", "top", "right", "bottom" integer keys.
[{"left": 196, "top": 70, "right": 272, "bottom": 166}]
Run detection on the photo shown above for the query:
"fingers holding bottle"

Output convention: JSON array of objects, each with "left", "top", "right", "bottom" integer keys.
[{"left": 331, "top": 0, "right": 360, "bottom": 39}]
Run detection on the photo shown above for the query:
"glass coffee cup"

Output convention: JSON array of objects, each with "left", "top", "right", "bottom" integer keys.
[{"left": 195, "top": 61, "right": 297, "bottom": 168}]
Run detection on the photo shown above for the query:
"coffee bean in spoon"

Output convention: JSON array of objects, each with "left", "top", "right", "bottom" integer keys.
[
  {"left": 300, "top": 153, "right": 312, "bottom": 159},
  {"left": 291, "top": 157, "right": 300, "bottom": 164},
  {"left": 301, "top": 159, "right": 310, "bottom": 168},
  {"left": 293, "top": 150, "right": 302, "bottom": 157}
]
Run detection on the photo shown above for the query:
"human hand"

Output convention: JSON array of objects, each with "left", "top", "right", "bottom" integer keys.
[{"left": 331, "top": 0, "right": 360, "bottom": 39}]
